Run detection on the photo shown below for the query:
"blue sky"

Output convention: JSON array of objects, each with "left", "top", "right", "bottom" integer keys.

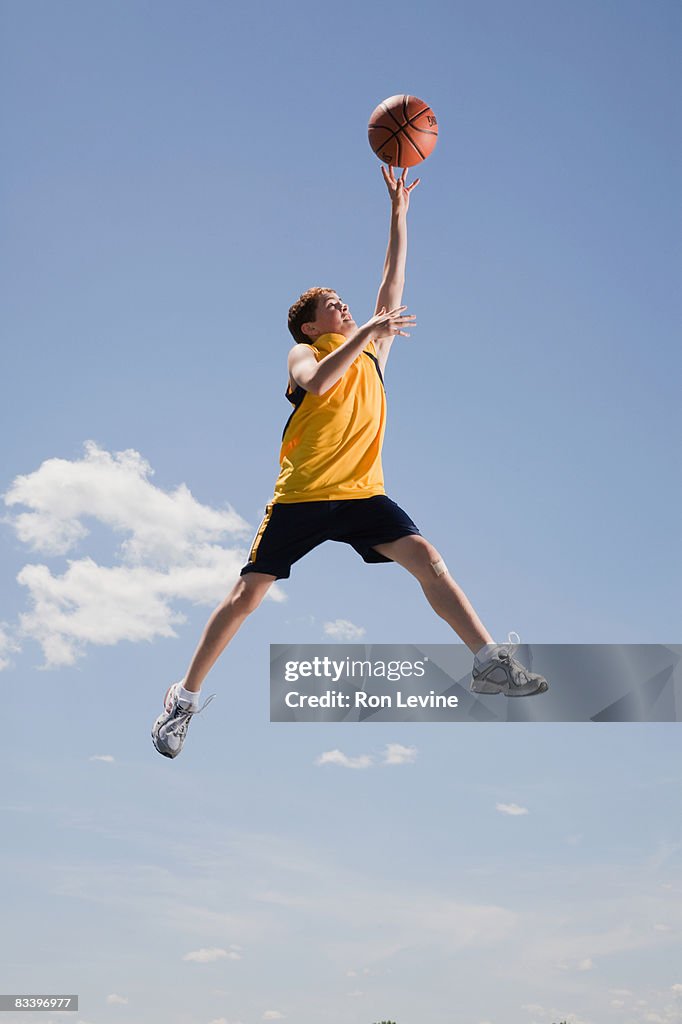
[{"left": 1, "top": 1, "right": 681, "bottom": 1023}]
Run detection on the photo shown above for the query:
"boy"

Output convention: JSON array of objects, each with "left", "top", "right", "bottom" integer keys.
[{"left": 152, "top": 167, "right": 548, "bottom": 759}]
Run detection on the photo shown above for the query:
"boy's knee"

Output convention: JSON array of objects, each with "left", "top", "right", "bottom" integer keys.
[
  {"left": 407, "top": 537, "right": 448, "bottom": 581},
  {"left": 414, "top": 537, "right": 446, "bottom": 574}
]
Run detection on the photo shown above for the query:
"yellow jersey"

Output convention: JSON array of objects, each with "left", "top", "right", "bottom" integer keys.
[{"left": 273, "top": 332, "right": 386, "bottom": 503}]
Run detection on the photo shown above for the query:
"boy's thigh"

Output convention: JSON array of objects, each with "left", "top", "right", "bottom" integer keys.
[
  {"left": 372, "top": 533, "right": 440, "bottom": 572},
  {"left": 241, "top": 501, "right": 333, "bottom": 580}
]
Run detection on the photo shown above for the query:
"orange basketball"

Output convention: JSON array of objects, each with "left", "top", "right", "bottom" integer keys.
[{"left": 368, "top": 94, "right": 438, "bottom": 167}]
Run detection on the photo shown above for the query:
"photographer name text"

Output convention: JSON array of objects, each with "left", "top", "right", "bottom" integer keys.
[{"left": 284, "top": 689, "right": 458, "bottom": 710}]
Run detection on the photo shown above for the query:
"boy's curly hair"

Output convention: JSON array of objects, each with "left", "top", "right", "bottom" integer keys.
[{"left": 288, "top": 286, "right": 335, "bottom": 344}]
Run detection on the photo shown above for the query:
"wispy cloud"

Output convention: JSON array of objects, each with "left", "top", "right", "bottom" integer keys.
[
  {"left": 315, "top": 744, "right": 417, "bottom": 769},
  {"left": 323, "top": 618, "right": 366, "bottom": 640},
  {"left": 557, "top": 956, "right": 595, "bottom": 972},
  {"left": 522, "top": 1006, "right": 592, "bottom": 1024},
  {"left": 183, "top": 946, "right": 242, "bottom": 963},
  {"left": 106, "top": 994, "right": 128, "bottom": 1005},
  {"left": 262, "top": 1012, "right": 286, "bottom": 1020},
  {"left": 382, "top": 743, "right": 417, "bottom": 765},
  {"left": 89, "top": 755, "right": 115, "bottom": 763},
  {"left": 30, "top": 819, "right": 682, "bottom": 1014},
  {"left": 496, "top": 802, "right": 529, "bottom": 816},
  {"left": 0, "top": 623, "right": 20, "bottom": 670},
  {"left": 315, "top": 749, "right": 373, "bottom": 769},
  {"left": 3, "top": 442, "right": 284, "bottom": 667}
]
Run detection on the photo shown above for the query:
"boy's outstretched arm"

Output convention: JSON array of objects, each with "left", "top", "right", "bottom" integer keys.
[{"left": 374, "top": 165, "right": 420, "bottom": 372}]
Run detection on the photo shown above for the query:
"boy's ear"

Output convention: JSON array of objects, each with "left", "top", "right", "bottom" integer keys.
[{"left": 300, "top": 321, "right": 315, "bottom": 338}]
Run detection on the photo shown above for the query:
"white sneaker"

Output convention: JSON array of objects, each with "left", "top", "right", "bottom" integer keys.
[
  {"left": 470, "top": 632, "right": 548, "bottom": 697},
  {"left": 151, "top": 683, "right": 215, "bottom": 759}
]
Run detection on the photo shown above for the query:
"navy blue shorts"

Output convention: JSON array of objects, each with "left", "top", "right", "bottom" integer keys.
[{"left": 240, "top": 495, "right": 421, "bottom": 580}]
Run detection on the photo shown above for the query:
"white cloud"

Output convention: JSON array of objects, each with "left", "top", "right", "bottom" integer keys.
[
  {"left": 557, "top": 956, "right": 594, "bottom": 972},
  {"left": 316, "top": 745, "right": 416, "bottom": 769},
  {"left": 323, "top": 618, "right": 366, "bottom": 640},
  {"left": 0, "top": 623, "right": 20, "bottom": 670},
  {"left": 496, "top": 802, "right": 529, "bottom": 816},
  {"left": 654, "top": 923, "right": 672, "bottom": 932},
  {"left": 89, "top": 755, "right": 115, "bottom": 763},
  {"left": 671, "top": 983, "right": 682, "bottom": 993},
  {"left": 521, "top": 1009, "right": 593, "bottom": 1024},
  {"left": 4, "top": 443, "right": 284, "bottom": 667},
  {"left": 382, "top": 742, "right": 417, "bottom": 765},
  {"left": 4, "top": 442, "right": 247, "bottom": 559},
  {"left": 263, "top": 1013, "right": 286, "bottom": 1021},
  {"left": 183, "top": 946, "right": 242, "bottom": 963},
  {"left": 106, "top": 994, "right": 128, "bottom": 1005},
  {"left": 315, "top": 749, "right": 373, "bottom": 770}
]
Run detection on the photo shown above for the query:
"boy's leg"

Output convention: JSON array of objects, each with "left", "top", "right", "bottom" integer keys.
[
  {"left": 373, "top": 534, "right": 548, "bottom": 695},
  {"left": 372, "top": 534, "right": 493, "bottom": 652},
  {"left": 182, "top": 571, "right": 276, "bottom": 692},
  {"left": 151, "top": 571, "right": 276, "bottom": 758}
]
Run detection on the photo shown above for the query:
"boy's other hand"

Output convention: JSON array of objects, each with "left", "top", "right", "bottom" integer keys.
[
  {"left": 381, "top": 165, "right": 421, "bottom": 213},
  {"left": 363, "top": 305, "right": 417, "bottom": 340}
]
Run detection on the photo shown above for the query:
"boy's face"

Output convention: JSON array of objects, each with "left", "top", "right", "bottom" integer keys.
[{"left": 303, "top": 292, "right": 355, "bottom": 340}]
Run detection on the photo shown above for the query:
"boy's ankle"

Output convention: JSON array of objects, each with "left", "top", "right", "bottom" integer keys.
[{"left": 177, "top": 682, "right": 200, "bottom": 707}]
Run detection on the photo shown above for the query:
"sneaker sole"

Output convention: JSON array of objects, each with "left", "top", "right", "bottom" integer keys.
[
  {"left": 471, "top": 677, "right": 548, "bottom": 697},
  {"left": 151, "top": 684, "right": 183, "bottom": 758},
  {"left": 151, "top": 715, "right": 181, "bottom": 758}
]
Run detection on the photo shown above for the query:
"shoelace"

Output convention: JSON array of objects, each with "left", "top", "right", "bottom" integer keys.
[
  {"left": 495, "top": 632, "right": 534, "bottom": 686},
  {"left": 166, "top": 692, "right": 216, "bottom": 737},
  {"left": 497, "top": 630, "right": 521, "bottom": 659}
]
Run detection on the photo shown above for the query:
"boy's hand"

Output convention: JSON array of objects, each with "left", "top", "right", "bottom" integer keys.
[
  {"left": 381, "top": 165, "right": 421, "bottom": 213},
  {"left": 362, "top": 305, "right": 416, "bottom": 340}
]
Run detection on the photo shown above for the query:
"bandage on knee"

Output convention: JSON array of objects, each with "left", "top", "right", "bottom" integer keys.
[{"left": 431, "top": 559, "right": 448, "bottom": 577}]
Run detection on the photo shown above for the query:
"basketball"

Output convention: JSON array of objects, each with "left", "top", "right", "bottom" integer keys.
[{"left": 368, "top": 94, "right": 438, "bottom": 167}]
